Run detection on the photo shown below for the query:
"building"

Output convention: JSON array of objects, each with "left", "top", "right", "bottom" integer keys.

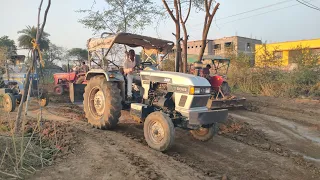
[
  {"left": 255, "top": 38, "right": 320, "bottom": 67},
  {"left": 173, "top": 36, "right": 262, "bottom": 63}
]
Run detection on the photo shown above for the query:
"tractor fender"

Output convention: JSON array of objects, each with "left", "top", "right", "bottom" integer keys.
[
  {"left": 85, "top": 69, "right": 126, "bottom": 100},
  {"left": 86, "top": 69, "right": 125, "bottom": 82}
]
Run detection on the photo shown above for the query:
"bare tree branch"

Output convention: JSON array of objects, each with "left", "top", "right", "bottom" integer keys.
[
  {"left": 162, "top": 0, "right": 177, "bottom": 22},
  {"left": 39, "top": 0, "right": 51, "bottom": 39}
]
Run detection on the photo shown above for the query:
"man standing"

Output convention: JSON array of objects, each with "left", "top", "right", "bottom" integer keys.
[
  {"left": 123, "top": 49, "right": 136, "bottom": 100},
  {"left": 81, "top": 62, "right": 89, "bottom": 73}
]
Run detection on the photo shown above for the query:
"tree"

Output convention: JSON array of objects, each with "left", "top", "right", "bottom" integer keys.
[
  {"left": 78, "top": 0, "right": 159, "bottom": 34},
  {"left": 198, "top": 0, "right": 220, "bottom": 61},
  {"left": 162, "top": 0, "right": 204, "bottom": 72},
  {"left": 17, "top": 25, "right": 50, "bottom": 50},
  {"left": 162, "top": 0, "right": 182, "bottom": 72},
  {"left": 15, "top": 0, "right": 51, "bottom": 133},
  {"left": 68, "top": 48, "right": 88, "bottom": 65},
  {"left": 43, "top": 42, "right": 66, "bottom": 63},
  {"left": 0, "top": 36, "right": 17, "bottom": 55}
]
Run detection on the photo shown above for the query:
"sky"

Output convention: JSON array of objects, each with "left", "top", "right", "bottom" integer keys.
[{"left": 0, "top": 0, "right": 320, "bottom": 56}]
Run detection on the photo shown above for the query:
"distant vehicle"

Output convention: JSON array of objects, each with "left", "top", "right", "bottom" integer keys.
[
  {"left": 0, "top": 55, "right": 49, "bottom": 112},
  {"left": 190, "top": 55, "right": 246, "bottom": 109}
]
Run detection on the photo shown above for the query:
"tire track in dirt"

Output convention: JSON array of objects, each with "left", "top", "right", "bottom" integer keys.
[
  {"left": 117, "top": 114, "right": 320, "bottom": 180},
  {"left": 15, "top": 101, "right": 320, "bottom": 180}
]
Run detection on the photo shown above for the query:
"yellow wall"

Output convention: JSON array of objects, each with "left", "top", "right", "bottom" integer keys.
[{"left": 255, "top": 38, "right": 320, "bottom": 67}]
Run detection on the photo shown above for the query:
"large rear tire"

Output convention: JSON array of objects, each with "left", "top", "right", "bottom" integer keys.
[
  {"left": 144, "top": 112, "right": 175, "bottom": 152},
  {"left": 3, "top": 93, "right": 16, "bottom": 112},
  {"left": 53, "top": 85, "right": 64, "bottom": 95},
  {"left": 190, "top": 127, "right": 215, "bottom": 142},
  {"left": 83, "top": 75, "right": 122, "bottom": 129},
  {"left": 0, "top": 77, "right": 5, "bottom": 88},
  {"left": 221, "top": 82, "right": 231, "bottom": 96}
]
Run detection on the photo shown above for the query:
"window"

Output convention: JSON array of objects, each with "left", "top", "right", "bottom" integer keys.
[
  {"left": 214, "top": 44, "right": 221, "bottom": 50},
  {"left": 247, "top": 43, "right": 251, "bottom": 50},
  {"left": 191, "top": 46, "right": 194, "bottom": 48},
  {"left": 273, "top": 51, "right": 283, "bottom": 59},
  {"left": 224, "top": 42, "right": 233, "bottom": 50},
  {"left": 196, "top": 46, "right": 198, "bottom": 48}
]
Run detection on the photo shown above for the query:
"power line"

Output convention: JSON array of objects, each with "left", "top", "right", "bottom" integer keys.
[
  {"left": 188, "top": 0, "right": 318, "bottom": 30},
  {"left": 296, "top": 0, "right": 320, "bottom": 11},
  {"left": 216, "top": 0, "right": 294, "bottom": 21}
]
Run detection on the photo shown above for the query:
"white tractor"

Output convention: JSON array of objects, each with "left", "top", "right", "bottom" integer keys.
[{"left": 70, "top": 32, "right": 228, "bottom": 151}]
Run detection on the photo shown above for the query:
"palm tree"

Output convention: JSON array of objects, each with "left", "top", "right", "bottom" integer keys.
[{"left": 17, "top": 26, "right": 50, "bottom": 50}]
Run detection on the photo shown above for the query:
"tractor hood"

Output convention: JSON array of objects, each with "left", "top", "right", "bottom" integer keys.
[{"left": 140, "top": 71, "right": 210, "bottom": 87}]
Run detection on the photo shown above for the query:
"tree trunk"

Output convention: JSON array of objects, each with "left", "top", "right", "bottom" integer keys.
[
  {"left": 181, "top": 23, "right": 188, "bottom": 73},
  {"left": 198, "top": 2, "right": 220, "bottom": 62}
]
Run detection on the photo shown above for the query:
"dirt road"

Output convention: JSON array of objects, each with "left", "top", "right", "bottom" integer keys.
[{"left": 1, "top": 94, "right": 320, "bottom": 180}]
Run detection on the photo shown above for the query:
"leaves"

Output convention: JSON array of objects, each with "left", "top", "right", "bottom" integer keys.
[
  {"left": 17, "top": 26, "right": 50, "bottom": 50},
  {"left": 67, "top": 48, "right": 88, "bottom": 65},
  {"left": 43, "top": 43, "right": 66, "bottom": 63},
  {"left": 0, "top": 36, "right": 17, "bottom": 55},
  {"left": 77, "top": 0, "right": 160, "bottom": 34}
]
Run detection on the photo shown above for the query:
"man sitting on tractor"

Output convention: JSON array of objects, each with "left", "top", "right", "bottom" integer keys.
[
  {"left": 201, "top": 64, "right": 211, "bottom": 80},
  {"left": 123, "top": 49, "right": 136, "bottom": 101}
]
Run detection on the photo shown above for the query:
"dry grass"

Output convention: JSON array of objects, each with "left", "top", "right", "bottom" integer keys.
[
  {"left": 0, "top": 113, "right": 59, "bottom": 179},
  {"left": 228, "top": 47, "right": 320, "bottom": 98}
]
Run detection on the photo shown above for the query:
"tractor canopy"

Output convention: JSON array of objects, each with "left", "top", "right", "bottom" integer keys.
[
  {"left": 201, "top": 55, "right": 230, "bottom": 76},
  {"left": 87, "top": 32, "right": 174, "bottom": 54}
]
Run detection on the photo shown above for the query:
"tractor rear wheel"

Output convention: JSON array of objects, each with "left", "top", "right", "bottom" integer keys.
[
  {"left": 3, "top": 93, "right": 16, "bottom": 112},
  {"left": 54, "top": 85, "right": 64, "bottom": 95},
  {"left": 83, "top": 75, "right": 122, "bottom": 129},
  {"left": 144, "top": 112, "right": 175, "bottom": 152},
  {"left": 0, "top": 77, "right": 5, "bottom": 88},
  {"left": 221, "top": 82, "right": 231, "bottom": 96},
  {"left": 190, "top": 126, "right": 215, "bottom": 142}
]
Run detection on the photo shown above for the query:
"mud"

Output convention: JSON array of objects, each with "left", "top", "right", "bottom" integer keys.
[{"left": 0, "top": 94, "right": 319, "bottom": 180}]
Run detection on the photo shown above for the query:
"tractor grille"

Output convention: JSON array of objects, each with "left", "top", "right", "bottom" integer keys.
[
  {"left": 179, "top": 95, "right": 188, "bottom": 107},
  {"left": 190, "top": 96, "right": 209, "bottom": 108}
]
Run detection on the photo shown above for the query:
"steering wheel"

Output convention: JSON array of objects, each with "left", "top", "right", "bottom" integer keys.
[{"left": 137, "top": 61, "right": 153, "bottom": 70}]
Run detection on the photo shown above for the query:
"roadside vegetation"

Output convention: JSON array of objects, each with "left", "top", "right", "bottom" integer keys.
[{"left": 227, "top": 46, "right": 320, "bottom": 98}]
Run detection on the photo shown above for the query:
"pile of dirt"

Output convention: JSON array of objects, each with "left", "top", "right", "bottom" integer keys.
[{"left": 0, "top": 113, "right": 81, "bottom": 179}]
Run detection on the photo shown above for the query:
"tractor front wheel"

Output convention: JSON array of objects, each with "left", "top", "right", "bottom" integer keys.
[
  {"left": 83, "top": 75, "right": 122, "bottom": 129},
  {"left": 190, "top": 126, "right": 215, "bottom": 142},
  {"left": 3, "top": 93, "right": 16, "bottom": 112},
  {"left": 144, "top": 112, "right": 175, "bottom": 152}
]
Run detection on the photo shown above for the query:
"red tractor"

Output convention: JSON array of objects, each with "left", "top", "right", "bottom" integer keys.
[
  {"left": 190, "top": 55, "right": 246, "bottom": 109},
  {"left": 53, "top": 72, "right": 86, "bottom": 95}
]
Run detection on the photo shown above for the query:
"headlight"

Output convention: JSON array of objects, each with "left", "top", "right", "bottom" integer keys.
[
  {"left": 189, "top": 87, "right": 211, "bottom": 94},
  {"left": 194, "top": 88, "right": 201, "bottom": 94},
  {"left": 205, "top": 88, "right": 211, "bottom": 94}
]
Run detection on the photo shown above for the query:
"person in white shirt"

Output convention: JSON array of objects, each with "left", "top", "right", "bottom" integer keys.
[{"left": 123, "top": 49, "right": 136, "bottom": 100}]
